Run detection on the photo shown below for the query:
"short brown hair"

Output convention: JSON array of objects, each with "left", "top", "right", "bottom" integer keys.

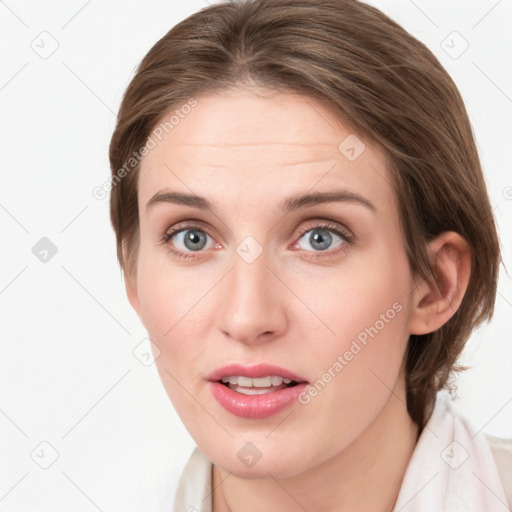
[{"left": 109, "top": 0, "right": 500, "bottom": 430}]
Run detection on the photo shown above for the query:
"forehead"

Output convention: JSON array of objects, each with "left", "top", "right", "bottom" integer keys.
[
  {"left": 148, "top": 89, "right": 350, "bottom": 153},
  {"left": 138, "top": 90, "right": 392, "bottom": 209}
]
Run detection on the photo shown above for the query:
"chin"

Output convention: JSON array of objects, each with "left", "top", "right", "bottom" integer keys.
[{"left": 201, "top": 437, "right": 319, "bottom": 480}]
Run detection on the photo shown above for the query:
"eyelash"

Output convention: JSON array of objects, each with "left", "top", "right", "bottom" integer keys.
[{"left": 159, "top": 220, "right": 356, "bottom": 261}]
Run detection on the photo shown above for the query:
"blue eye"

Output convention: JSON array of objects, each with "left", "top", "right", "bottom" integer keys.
[
  {"left": 297, "top": 227, "right": 346, "bottom": 252},
  {"left": 162, "top": 226, "right": 214, "bottom": 259},
  {"left": 161, "top": 220, "right": 355, "bottom": 260}
]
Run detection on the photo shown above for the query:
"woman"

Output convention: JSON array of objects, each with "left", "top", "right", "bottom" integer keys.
[{"left": 108, "top": 0, "right": 511, "bottom": 510}]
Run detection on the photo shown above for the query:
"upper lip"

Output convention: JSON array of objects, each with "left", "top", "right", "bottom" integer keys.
[{"left": 206, "top": 363, "right": 308, "bottom": 383}]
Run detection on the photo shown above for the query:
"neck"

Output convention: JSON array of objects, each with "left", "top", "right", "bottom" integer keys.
[{"left": 212, "top": 379, "right": 419, "bottom": 512}]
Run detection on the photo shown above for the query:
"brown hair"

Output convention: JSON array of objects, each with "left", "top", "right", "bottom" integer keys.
[{"left": 109, "top": 0, "right": 500, "bottom": 430}]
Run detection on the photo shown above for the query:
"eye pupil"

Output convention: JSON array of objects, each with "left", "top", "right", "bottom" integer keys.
[
  {"left": 184, "top": 230, "right": 207, "bottom": 251},
  {"left": 310, "top": 229, "right": 332, "bottom": 251}
]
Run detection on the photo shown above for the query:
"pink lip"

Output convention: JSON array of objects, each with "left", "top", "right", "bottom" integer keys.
[
  {"left": 206, "top": 363, "right": 308, "bottom": 383},
  {"left": 206, "top": 364, "right": 309, "bottom": 419},
  {"left": 209, "top": 382, "right": 308, "bottom": 419}
]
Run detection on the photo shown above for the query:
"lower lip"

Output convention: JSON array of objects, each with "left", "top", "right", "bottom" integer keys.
[{"left": 209, "top": 381, "right": 308, "bottom": 419}]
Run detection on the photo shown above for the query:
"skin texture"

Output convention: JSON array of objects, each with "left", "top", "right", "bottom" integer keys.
[{"left": 125, "top": 88, "right": 471, "bottom": 511}]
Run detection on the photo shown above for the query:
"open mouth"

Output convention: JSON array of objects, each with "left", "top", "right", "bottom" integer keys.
[
  {"left": 209, "top": 366, "right": 309, "bottom": 418},
  {"left": 219, "top": 375, "right": 299, "bottom": 395}
]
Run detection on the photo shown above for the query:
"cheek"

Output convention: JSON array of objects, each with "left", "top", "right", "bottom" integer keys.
[
  {"left": 135, "top": 262, "right": 213, "bottom": 427},
  {"left": 292, "top": 244, "right": 411, "bottom": 350},
  {"left": 293, "top": 246, "right": 412, "bottom": 406},
  {"left": 135, "top": 254, "right": 217, "bottom": 375},
  {"left": 136, "top": 238, "right": 200, "bottom": 332}
]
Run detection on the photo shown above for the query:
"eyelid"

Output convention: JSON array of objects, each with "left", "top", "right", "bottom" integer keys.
[
  {"left": 161, "top": 217, "right": 356, "bottom": 259},
  {"left": 161, "top": 221, "right": 219, "bottom": 248},
  {"left": 161, "top": 219, "right": 218, "bottom": 242},
  {"left": 294, "top": 219, "right": 355, "bottom": 241}
]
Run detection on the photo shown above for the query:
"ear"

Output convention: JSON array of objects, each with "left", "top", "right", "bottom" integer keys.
[
  {"left": 124, "top": 270, "right": 142, "bottom": 321},
  {"left": 408, "top": 231, "right": 471, "bottom": 335}
]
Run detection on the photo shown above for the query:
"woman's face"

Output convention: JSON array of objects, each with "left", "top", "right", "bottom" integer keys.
[{"left": 127, "top": 89, "right": 417, "bottom": 477}]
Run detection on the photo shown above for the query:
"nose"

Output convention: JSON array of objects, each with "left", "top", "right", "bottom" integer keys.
[{"left": 216, "top": 246, "right": 287, "bottom": 345}]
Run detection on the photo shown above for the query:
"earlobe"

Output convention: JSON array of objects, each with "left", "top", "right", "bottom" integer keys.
[{"left": 408, "top": 232, "right": 471, "bottom": 335}]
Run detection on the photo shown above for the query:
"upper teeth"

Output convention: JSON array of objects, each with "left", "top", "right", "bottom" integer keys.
[{"left": 220, "top": 376, "right": 292, "bottom": 387}]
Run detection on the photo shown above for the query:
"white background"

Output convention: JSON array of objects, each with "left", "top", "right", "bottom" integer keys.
[{"left": 1, "top": 0, "right": 511, "bottom": 510}]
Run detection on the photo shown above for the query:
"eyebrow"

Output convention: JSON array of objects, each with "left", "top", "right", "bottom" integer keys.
[{"left": 145, "top": 189, "right": 376, "bottom": 213}]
